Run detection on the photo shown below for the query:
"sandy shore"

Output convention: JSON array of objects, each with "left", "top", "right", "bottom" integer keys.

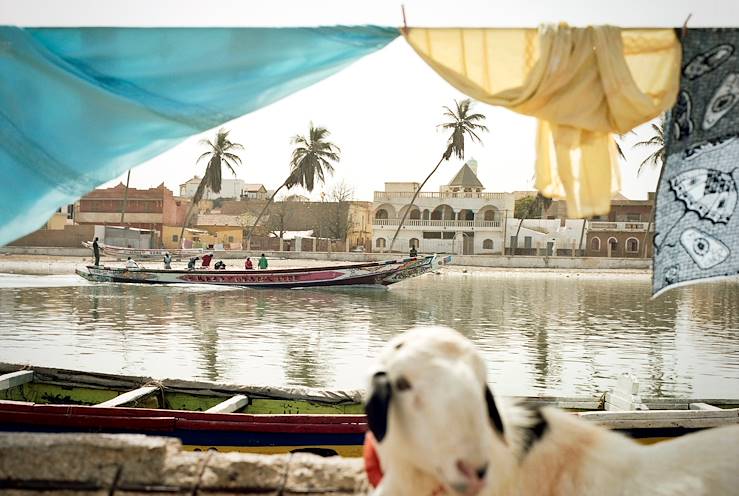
[{"left": 0, "top": 253, "right": 650, "bottom": 279}]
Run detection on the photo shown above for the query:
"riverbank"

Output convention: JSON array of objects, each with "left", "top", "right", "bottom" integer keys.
[{"left": 0, "top": 247, "right": 651, "bottom": 275}]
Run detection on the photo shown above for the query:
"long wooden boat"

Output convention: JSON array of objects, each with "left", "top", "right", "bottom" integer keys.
[
  {"left": 82, "top": 241, "right": 203, "bottom": 260},
  {"left": 75, "top": 255, "right": 451, "bottom": 288},
  {"left": 1, "top": 364, "right": 737, "bottom": 457}
]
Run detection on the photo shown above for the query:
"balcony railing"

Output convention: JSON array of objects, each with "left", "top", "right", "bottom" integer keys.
[
  {"left": 588, "top": 221, "right": 652, "bottom": 231},
  {"left": 373, "top": 219, "right": 501, "bottom": 228},
  {"left": 374, "top": 191, "right": 507, "bottom": 201}
]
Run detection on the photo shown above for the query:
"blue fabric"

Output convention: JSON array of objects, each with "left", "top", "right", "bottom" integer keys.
[{"left": 0, "top": 26, "right": 399, "bottom": 245}]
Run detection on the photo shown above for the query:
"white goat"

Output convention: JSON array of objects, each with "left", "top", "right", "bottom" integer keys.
[{"left": 364, "top": 326, "right": 739, "bottom": 496}]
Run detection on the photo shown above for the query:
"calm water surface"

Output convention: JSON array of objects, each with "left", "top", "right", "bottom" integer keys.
[{"left": 0, "top": 272, "right": 737, "bottom": 398}]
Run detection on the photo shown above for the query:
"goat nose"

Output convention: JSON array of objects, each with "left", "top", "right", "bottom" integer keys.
[
  {"left": 475, "top": 463, "right": 488, "bottom": 480},
  {"left": 456, "top": 459, "right": 487, "bottom": 480}
]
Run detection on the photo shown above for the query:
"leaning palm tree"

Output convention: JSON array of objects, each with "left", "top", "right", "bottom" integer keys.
[
  {"left": 512, "top": 193, "right": 552, "bottom": 255},
  {"left": 388, "top": 99, "right": 488, "bottom": 252},
  {"left": 178, "top": 128, "right": 244, "bottom": 246},
  {"left": 632, "top": 121, "right": 665, "bottom": 257},
  {"left": 245, "top": 123, "right": 340, "bottom": 249}
]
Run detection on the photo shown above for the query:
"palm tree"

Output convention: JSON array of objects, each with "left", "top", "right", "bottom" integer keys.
[
  {"left": 178, "top": 128, "right": 244, "bottom": 246},
  {"left": 633, "top": 122, "right": 665, "bottom": 174},
  {"left": 632, "top": 121, "right": 665, "bottom": 257},
  {"left": 512, "top": 194, "right": 552, "bottom": 255},
  {"left": 120, "top": 170, "right": 131, "bottom": 225},
  {"left": 245, "top": 123, "right": 340, "bottom": 249},
  {"left": 388, "top": 99, "right": 488, "bottom": 252}
]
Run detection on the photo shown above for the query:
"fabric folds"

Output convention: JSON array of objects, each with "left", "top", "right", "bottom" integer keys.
[
  {"left": 404, "top": 25, "right": 681, "bottom": 218},
  {"left": 0, "top": 26, "right": 399, "bottom": 246}
]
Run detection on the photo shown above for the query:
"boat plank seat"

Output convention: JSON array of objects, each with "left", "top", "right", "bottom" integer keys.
[
  {"left": 0, "top": 370, "right": 34, "bottom": 390},
  {"left": 579, "top": 408, "right": 739, "bottom": 429},
  {"left": 205, "top": 394, "right": 249, "bottom": 414},
  {"left": 689, "top": 402, "right": 722, "bottom": 411},
  {"left": 97, "top": 386, "right": 159, "bottom": 407}
]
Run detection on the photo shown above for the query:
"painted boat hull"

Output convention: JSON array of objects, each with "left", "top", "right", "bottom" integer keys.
[
  {"left": 76, "top": 255, "right": 449, "bottom": 288},
  {"left": 0, "top": 364, "right": 737, "bottom": 456}
]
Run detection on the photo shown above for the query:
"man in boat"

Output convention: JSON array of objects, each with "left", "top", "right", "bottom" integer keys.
[
  {"left": 126, "top": 256, "right": 139, "bottom": 269},
  {"left": 187, "top": 256, "right": 200, "bottom": 270},
  {"left": 245, "top": 257, "right": 254, "bottom": 270},
  {"left": 163, "top": 252, "right": 172, "bottom": 270},
  {"left": 409, "top": 245, "right": 417, "bottom": 258},
  {"left": 258, "top": 254, "right": 268, "bottom": 270},
  {"left": 214, "top": 260, "right": 226, "bottom": 270},
  {"left": 92, "top": 237, "right": 100, "bottom": 266},
  {"left": 201, "top": 252, "right": 214, "bottom": 268}
]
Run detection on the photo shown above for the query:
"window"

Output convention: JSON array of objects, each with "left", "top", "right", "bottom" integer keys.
[
  {"left": 484, "top": 210, "right": 497, "bottom": 221},
  {"left": 442, "top": 232, "right": 455, "bottom": 240},
  {"left": 172, "top": 234, "right": 179, "bottom": 242},
  {"left": 483, "top": 239, "right": 493, "bottom": 250},
  {"left": 626, "top": 237, "right": 639, "bottom": 253},
  {"left": 376, "top": 237, "right": 386, "bottom": 248},
  {"left": 591, "top": 237, "right": 601, "bottom": 251},
  {"left": 228, "top": 236, "right": 234, "bottom": 243},
  {"left": 626, "top": 213, "right": 641, "bottom": 222},
  {"left": 375, "top": 209, "right": 389, "bottom": 220},
  {"left": 524, "top": 236, "right": 532, "bottom": 249},
  {"left": 409, "top": 209, "right": 421, "bottom": 220},
  {"left": 409, "top": 238, "right": 419, "bottom": 248},
  {"left": 423, "top": 232, "right": 441, "bottom": 239}
]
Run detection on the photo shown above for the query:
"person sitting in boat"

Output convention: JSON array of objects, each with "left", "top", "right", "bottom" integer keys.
[
  {"left": 187, "top": 256, "right": 200, "bottom": 270},
  {"left": 201, "top": 253, "right": 214, "bottom": 268},
  {"left": 258, "top": 254, "right": 268, "bottom": 270},
  {"left": 214, "top": 260, "right": 226, "bottom": 270},
  {"left": 163, "top": 252, "right": 172, "bottom": 270},
  {"left": 409, "top": 246, "right": 418, "bottom": 258},
  {"left": 245, "top": 257, "right": 253, "bottom": 270},
  {"left": 126, "top": 256, "right": 139, "bottom": 269}
]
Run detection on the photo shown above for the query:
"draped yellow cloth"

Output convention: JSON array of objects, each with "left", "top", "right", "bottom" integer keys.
[{"left": 404, "top": 25, "right": 681, "bottom": 217}]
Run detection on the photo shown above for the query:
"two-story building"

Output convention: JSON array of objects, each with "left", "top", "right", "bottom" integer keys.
[
  {"left": 179, "top": 176, "right": 260, "bottom": 200},
  {"left": 372, "top": 161, "right": 515, "bottom": 254}
]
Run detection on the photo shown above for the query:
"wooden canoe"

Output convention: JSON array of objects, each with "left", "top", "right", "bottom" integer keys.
[
  {"left": 1, "top": 364, "right": 737, "bottom": 456},
  {"left": 75, "top": 255, "right": 451, "bottom": 288}
]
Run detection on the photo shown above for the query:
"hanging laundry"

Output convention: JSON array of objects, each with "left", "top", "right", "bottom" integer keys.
[
  {"left": 653, "top": 29, "right": 739, "bottom": 297},
  {"left": 404, "top": 25, "right": 681, "bottom": 218},
  {"left": 0, "top": 26, "right": 399, "bottom": 246}
]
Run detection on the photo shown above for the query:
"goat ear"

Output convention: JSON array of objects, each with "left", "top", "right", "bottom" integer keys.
[
  {"left": 485, "top": 386, "right": 505, "bottom": 436},
  {"left": 365, "top": 372, "right": 392, "bottom": 442}
]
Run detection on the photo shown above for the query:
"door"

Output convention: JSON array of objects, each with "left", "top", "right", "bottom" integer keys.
[{"left": 463, "top": 232, "right": 474, "bottom": 255}]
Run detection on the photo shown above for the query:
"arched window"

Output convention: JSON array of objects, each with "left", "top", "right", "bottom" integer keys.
[
  {"left": 376, "top": 238, "right": 386, "bottom": 248},
  {"left": 409, "top": 209, "right": 421, "bottom": 220},
  {"left": 483, "top": 239, "right": 494, "bottom": 250},
  {"left": 409, "top": 238, "right": 419, "bottom": 248},
  {"left": 484, "top": 210, "right": 497, "bottom": 221},
  {"left": 591, "top": 237, "right": 601, "bottom": 251},
  {"left": 375, "top": 209, "right": 388, "bottom": 220},
  {"left": 607, "top": 237, "right": 618, "bottom": 253},
  {"left": 422, "top": 209, "right": 430, "bottom": 220},
  {"left": 626, "top": 237, "right": 639, "bottom": 253}
]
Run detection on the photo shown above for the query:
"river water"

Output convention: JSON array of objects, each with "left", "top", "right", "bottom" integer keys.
[{"left": 0, "top": 271, "right": 737, "bottom": 398}]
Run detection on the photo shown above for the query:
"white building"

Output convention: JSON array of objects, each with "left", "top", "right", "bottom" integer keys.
[
  {"left": 179, "top": 176, "right": 254, "bottom": 200},
  {"left": 505, "top": 218, "right": 585, "bottom": 256},
  {"left": 372, "top": 161, "right": 515, "bottom": 255}
]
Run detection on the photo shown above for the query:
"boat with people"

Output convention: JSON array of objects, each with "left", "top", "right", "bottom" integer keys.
[
  {"left": 0, "top": 364, "right": 737, "bottom": 457},
  {"left": 75, "top": 255, "right": 451, "bottom": 288}
]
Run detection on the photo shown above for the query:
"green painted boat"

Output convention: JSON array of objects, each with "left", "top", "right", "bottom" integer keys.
[{"left": 1, "top": 364, "right": 737, "bottom": 456}]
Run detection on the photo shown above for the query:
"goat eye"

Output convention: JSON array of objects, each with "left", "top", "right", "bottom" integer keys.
[{"left": 395, "top": 376, "right": 412, "bottom": 391}]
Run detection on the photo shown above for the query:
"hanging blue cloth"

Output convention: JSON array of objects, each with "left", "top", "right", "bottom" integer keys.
[{"left": 0, "top": 26, "right": 399, "bottom": 246}]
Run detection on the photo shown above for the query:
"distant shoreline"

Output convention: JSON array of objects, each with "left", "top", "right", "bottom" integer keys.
[{"left": 0, "top": 252, "right": 651, "bottom": 277}]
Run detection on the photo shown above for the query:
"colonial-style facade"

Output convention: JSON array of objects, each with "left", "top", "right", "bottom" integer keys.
[{"left": 372, "top": 161, "right": 515, "bottom": 254}]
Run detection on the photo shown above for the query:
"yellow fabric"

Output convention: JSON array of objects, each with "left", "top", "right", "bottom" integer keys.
[{"left": 404, "top": 25, "right": 681, "bottom": 217}]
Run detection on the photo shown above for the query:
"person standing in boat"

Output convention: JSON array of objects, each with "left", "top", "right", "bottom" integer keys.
[
  {"left": 92, "top": 237, "right": 100, "bottom": 266},
  {"left": 187, "top": 256, "right": 199, "bottom": 270},
  {"left": 201, "top": 252, "right": 214, "bottom": 268},
  {"left": 163, "top": 252, "right": 172, "bottom": 270},
  {"left": 258, "top": 254, "right": 268, "bottom": 270},
  {"left": 126, "top": 256, "right": 139, "bottom": 269},
  {"left": 245, "top": 257, "right": 254, "bottom": 270}
]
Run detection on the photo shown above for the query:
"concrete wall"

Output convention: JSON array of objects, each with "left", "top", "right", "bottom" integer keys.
[{"left": 7, "top": 224, "right": 95, "bottom": 248}]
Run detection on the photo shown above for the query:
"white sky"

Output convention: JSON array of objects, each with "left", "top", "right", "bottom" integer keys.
[{"left": 3, "top": 0, "right": 739, "bottom": 202}]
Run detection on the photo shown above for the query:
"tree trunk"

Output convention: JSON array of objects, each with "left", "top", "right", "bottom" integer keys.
[
  {"left": 388, "top": 155, "right": 446, "bottom": 253},
  {"left": 642, "top": 204, "right": 655, "bottom": 258},
  {"left": 120, "top": 170, "right": 131, "bottom": 226},
  {"left": 245, "top": 180, "right": 288, "bottom": 249},
  {"left": 512, "top": 218, "right": 525, "bottom": 256},
  {"left": 578, "top": 219, "right": 587, "bottom": 256},
  {"left": 178, "top": 201, "right": 197, "bottom": 249}
]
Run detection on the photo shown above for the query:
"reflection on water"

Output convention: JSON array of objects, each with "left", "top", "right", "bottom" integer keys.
[{"left": 0, "top": 272, "right": 737, "bottom": 397}]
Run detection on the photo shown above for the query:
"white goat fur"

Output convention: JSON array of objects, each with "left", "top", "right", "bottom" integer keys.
[{"left": 368, "top": 326, "right": 739, "bottom": 496}]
